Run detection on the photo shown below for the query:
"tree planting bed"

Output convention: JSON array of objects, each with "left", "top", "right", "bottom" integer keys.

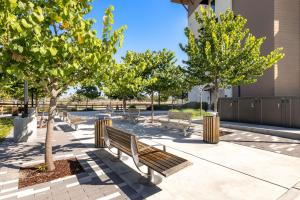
[{"left": 19, "top": 158, "right": 84, "bottom": 188}]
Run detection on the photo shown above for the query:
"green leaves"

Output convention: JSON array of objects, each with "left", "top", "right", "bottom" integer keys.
[
  {"left": 1, "top": 0, "right": 125, "bottom": 98},
  {"left": 8, "top": 0, "right": 17, "bottom": 8},
  {"left": 49, "top": 47, "right": 57, "bottom": 56},
  {"left": 180, "top": 7, "right": 284, "bottom": 110},
  {"left": 21, "top": 19, "right": 31, "bottom": 28},
  {"left": 181, "top": 7, "right": 284, "bottom": 88}
]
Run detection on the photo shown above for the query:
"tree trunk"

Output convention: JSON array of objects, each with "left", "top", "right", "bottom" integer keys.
[
  {"left": 35, "top": 93, "right": 38, "bottom": 108},
  {"left": 171, "top": 96, "right": 174, "bottom": 109},
  {"left": 213, "top": 81, "right": 219, "bottom": 112},
  {"left": 45, "top": 95, "right": 57, "bottom": 171},
  {"left": 86, "top": 98, "right": 88, "bottom": 111},
  {"left": 151, "top": 91, "right": 154, "bottom": 123},
  {"left": 31, "top": 92, "right": 34, "bottom": 108},
  {"left": 122, "top": 98, "right": 126, "bottom": 113},
  {"left": 158, "top": 91, "right": 161, "bottom": 106}
]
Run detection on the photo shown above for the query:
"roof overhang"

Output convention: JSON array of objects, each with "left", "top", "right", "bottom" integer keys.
[
  {"left": 171, "top": 0, "right": 211, "bottom": 5},
  {"left": 171, "top": 0, "right": 190, "bottom": 5}
]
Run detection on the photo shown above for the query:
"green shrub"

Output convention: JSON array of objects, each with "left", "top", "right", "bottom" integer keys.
[
  {"left": 36, "top": 163, "right": 47, "bottom": 173},
  {"left": 128, "top": 104, "right": 136, "bottom": 108},
  {"left": 171, "top": 108, "right": 207, "bottom": 119},
  {"left": 146, "top": 105, "right": 171, "bottom": 111},
  {"left": 0, "top": 118, "right": 13, "bottom": 142},
  {"left": 181, "top": 102, "right": 209, "bottom": 111}
]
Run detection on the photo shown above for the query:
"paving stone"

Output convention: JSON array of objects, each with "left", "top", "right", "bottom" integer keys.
[
  {"left": 52, "top": 191, "right": 70, "bottom": 200},
  {"left": 294, "top": 182, "right": 300, "bottom": 190},
  {"left": 18, "top": 194, "right": 35, "bottom": 200},
  {"left": 107, "top": 173, "right": 123, "bottom": 184},
  {"left": 119, "top": 185, "right": 138, "bottom": 197},
  {"left": 0, "top": 118, "right": 138, "bottom": 200},
  {"left": 278, "top": 188, "right": 300, "bottom": 200}
]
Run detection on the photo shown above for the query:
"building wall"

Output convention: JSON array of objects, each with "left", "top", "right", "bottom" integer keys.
[
  {"left": 232, "top": 0, "right": 275, "bottom": 97},
  {"left": 274, "top": 0, "right": 300, "bottom": 96},
  {"left": 187, "top": 0, "right": 233, "bottom": 103},
  {"left": 188, "top": 86, "right": 211, "bottom": 103},
  {"left": 215, "top": 0, "right": 232, "bottom": 16}
]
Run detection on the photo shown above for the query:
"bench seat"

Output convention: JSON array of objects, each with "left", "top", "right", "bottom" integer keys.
[
  {"left": 104, "top": 126, "right": 191, "bottom": 181},
  {"left": 122, "top": 108, "right": 141, "bottom": 123},
  {"left": 158, "top": 111, "right": 193, "bottom": 136},
  {"left": 137, "top": 142, "right": 191, "bottom": 177}
]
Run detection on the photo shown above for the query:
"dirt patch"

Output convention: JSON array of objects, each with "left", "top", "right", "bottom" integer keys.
[{"left": 19, "top": 158, "right": 84, "bottom": 188}]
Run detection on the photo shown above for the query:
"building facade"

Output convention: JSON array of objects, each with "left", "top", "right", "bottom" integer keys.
[{"left": 172, "top": 0, "right": 300, "bottom": 99}]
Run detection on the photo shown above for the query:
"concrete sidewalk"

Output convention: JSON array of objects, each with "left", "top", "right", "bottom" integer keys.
[
  {"left": 192, "top": 119, "right": 300, "bottom": 140},
  {"left": 0, "top": 119, "right": 142, "bottom": 200},
  {"left": 74, "top": 118, "right": 300, "bottom": 200}
]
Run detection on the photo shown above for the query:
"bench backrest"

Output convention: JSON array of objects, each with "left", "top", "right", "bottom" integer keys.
[
  {"left": 168, "top": 111, "right": 192, "bottom": 121},
  {"left": 63, "top": 111, "right": 69, "bottom": 117},
  {"left": 104, "top": 126, "right": 139, "bottom": 155},
  {"left": 127, "top": 108, "right": 140, "bottom": 115}
]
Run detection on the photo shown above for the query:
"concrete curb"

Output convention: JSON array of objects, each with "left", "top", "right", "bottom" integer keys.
[
  {"left": 220, "top": 123, "right": 300, "bottom": 141},
  {"left": 193, "top": 120, "right": 300, "bottom": 141}
]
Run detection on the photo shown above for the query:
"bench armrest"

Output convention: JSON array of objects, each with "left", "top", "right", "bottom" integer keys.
[{"left": 139, "top": 143, "right": 166, "bottom": 152}]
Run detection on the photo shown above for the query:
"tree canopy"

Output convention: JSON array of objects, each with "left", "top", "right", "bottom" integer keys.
[
  {"left": 180, "top": 7, "right": 284, "bottom": 111},
  {"left": 0, "top": 0, "right": 126, "bottom": 171},
  {"left": 76, "top": 85, "right": 100, "bottom": 101}
]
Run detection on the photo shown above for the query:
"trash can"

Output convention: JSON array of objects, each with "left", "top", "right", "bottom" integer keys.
[
  {"left": 203, "top": 113, "right": 220, "bottom": 144},
  {"left": 95, "top": 114, "right": 112, "bottom": 148}
]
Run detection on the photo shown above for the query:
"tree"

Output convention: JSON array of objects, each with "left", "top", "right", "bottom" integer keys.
[
  {"left": 102, "top": 51, "right": 150, "bottom": 112},
  {"left": 163, "top": 66, "right": 191, "bottom": 106},
  {"left": 76, "top": 85, "right": 100, "bottom": 110},
  {"left": 0, "top": 1, "right": 125, "bottom": 171},
  {"left": 142, "top": 49, "right": 177, "bottom": 122},
  {"left": 180, "top": 7, "right": 284, "bottom": 112}
]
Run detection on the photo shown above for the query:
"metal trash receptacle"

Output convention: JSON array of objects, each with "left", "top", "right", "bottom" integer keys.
[
  {"left": 203, "top": 113, "right": 220, "bottom": 144},
  {"left": 95, "top": 114, "right": 112, "bottom": 148}
]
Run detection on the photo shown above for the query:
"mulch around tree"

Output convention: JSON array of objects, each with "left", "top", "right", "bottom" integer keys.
[{"left": 19, "top": 158, "right": 84, "bottom": 188}]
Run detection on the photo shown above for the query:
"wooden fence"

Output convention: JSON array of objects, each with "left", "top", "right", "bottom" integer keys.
[{"left": 0, "top": 100, "right": 176, "bottom": 115}]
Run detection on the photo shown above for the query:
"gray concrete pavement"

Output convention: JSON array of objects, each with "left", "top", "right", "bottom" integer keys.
[
  {"left": 73, "top": 117, "right": 300, "bottom": 200},
  {"left": 0, "top": 118, "right": 142, "bottom": 200}
]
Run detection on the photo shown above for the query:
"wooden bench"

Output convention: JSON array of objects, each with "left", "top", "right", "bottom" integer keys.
[
  {"left": 62, "top": 112, "right": 86, "bottom": 130},
  {"left": 122, "top": 108, "right": 141, "bottom": 123},
  {"left": 158, "top": 111, "right": 193, "bottom": 136},
  {"left": 104, "top": 126, "right": 191, "bottom": 183},
  {"left": 105, "top": 107, "right": 114, "bottom": 115}
]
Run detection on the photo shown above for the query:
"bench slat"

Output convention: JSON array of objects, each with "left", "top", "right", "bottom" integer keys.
[
  {"left": 138, "top": 143, "right": 189, "bottom": 175},
  {"left": 138, "top": 144, "right": 181, "bottom": 168},
  {"left": 105, "top": 126, "right": 191, "bottom": 177}
]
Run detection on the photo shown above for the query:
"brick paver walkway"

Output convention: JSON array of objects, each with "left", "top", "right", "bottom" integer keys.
[
  {"left": 220, "top": 129, "right": 300, "bottom": 158},
  {"left": 0, "top": 118, "right": 142, "bottom": 200}
]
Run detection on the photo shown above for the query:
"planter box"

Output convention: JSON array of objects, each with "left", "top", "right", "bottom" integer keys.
[{"left": 13, "top": 108, "right": 37, "bottom": 142}]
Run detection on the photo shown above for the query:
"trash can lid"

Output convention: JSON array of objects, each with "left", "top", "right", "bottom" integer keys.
[
  {"left": 95, "top": 113, "right": 111, "bottom": 120},
  {"left": 208, "top": 112, "right": 218, "bottom": 116}
]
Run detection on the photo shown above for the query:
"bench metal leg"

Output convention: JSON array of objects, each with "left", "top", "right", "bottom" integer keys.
[
  {"left": 183, "top": 129, "right": 187, "bottom": 137},
  {"left": 117, "top": 149, "right": 122, "bottom": 159},
  {"left": 75, "top": 124, "right": 78, "bottom": 131},
  {"left": 114, "top": 149, "right": 128, "bottom": 161},
  {"left": 163, "top": 145, "right": 166, "bottom": 152},
  {"left": 139, "top": 167, "right": 162, "bottom": 185},
  {"left": 147, "top": 167, "right": 155, "bottom": 182}
]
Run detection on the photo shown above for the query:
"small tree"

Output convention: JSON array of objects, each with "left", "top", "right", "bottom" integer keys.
[
  {"left": 180, "top": 8, "right": 284, "bottom": 112},
  {"left": 1, "top": 1, "right": 125, "bottom": 171},
  {"left": 102, "top": 51, "right": 150, "bottom": 112},
  {"left": 76, "top": 85, "right": 100, "bottom": 110},
  {"left": 142, "top": 49, "right": 177, "bottom": 122}
]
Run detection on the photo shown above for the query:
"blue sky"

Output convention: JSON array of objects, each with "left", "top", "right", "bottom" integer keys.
[{"left": 86, "top": 0, "right": 188, "bottom": 64}]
